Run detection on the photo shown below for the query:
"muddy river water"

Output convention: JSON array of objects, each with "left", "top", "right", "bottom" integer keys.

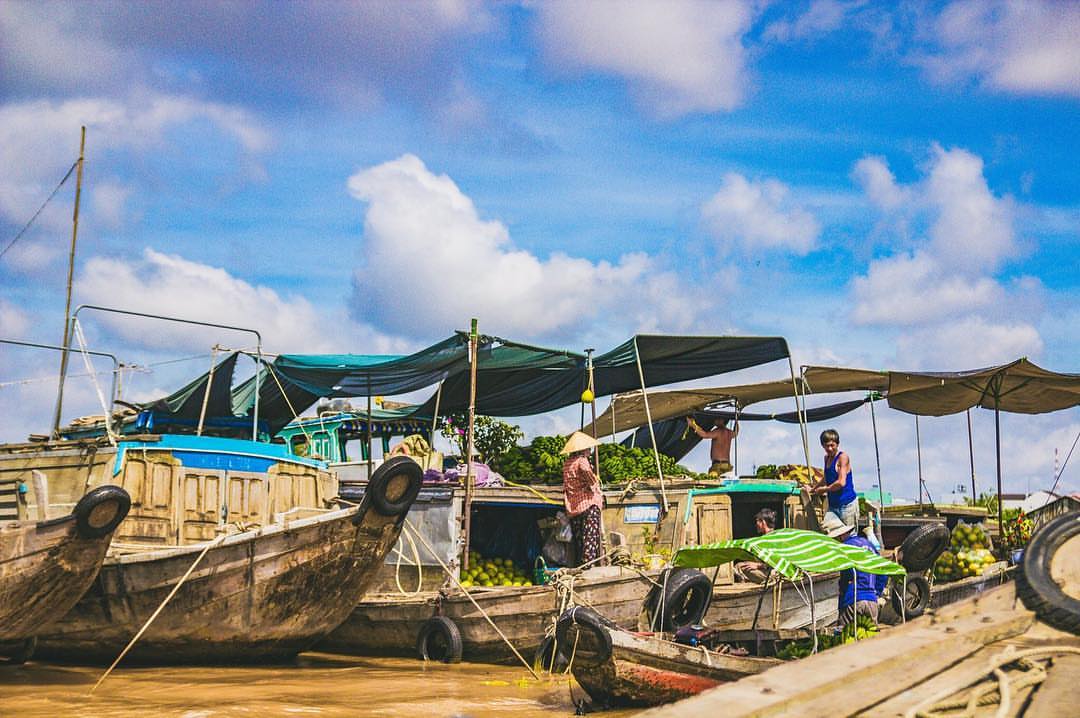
[{"left": 0, "top": 653, "right": 638, "bottom": 717}]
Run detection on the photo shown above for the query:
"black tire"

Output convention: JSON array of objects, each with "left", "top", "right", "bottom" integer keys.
[
  {"left": 73, "top": 485, "right": 131, "bottom": 540},
  {"left": 555, "top": 606, "right": 613, "bottom": 669},
  {"left": 533, "top": 634, "right": 569, "bottom": 674},
  {"left": 367, "top": 456, "right": 423, "bottom": 517},
  {"left": 647, "top": 568, "right": 713, "bottom": 631},
  {"left": 1, "top": 637, "right": 37, "bottom": 665},
  {"left": 1016, "top": 511, "right": 1080, "bottom": 634},
  {"left": 898, "top": 523, "right": 951, "bottom": 572},
  {"left": 891, "top": 574, "right": 930, "bottom": 619},
  {"left": 416, "top": 616, "right": 463, "bottom": 663}
]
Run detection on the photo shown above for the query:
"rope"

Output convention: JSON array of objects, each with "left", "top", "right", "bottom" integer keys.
[
  {"left": 392, "top": 522, "right": 424, "bottom": 596},
  {"left": 0, "top": 160, "right": 77, "bottom": 261},
  {"left": 403, "top": 517, "right": 540, "bottom": 680},
  {"left": 90, "top": 533, "right": 226, "bottom": 694},
  {"left": 73, "top": 319, "right": 116, "bottom": 446},
  {"left": 905, "top": 645, "right": 1080, "bottom": 718},
  {"left": 263, "top": 361, "right": 313, "bottom": 443},
  {"left": 500, "top": 477, "right": 561, "bottom": 504}
]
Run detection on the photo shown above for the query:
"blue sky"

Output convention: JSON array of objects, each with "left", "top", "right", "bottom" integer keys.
[{"left": 1, "top": 0, "right": 1078, "bottom": 500}]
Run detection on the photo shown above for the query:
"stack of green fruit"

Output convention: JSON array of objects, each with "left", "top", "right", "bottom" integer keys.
[
  {"left": 776, "top": 615, "right": 879, "bottom": 660},
  {"left": 459, "top": 552, "right": 534, "bottom": 588},
  {"left": 932, "top": 522, "right": 996, "bottom": 582},
  {"left": 487, "top": 435, "right": 700, "bottom": 486}
]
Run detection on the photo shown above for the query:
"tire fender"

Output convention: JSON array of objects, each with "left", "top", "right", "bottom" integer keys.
[
  {"left": 1016, "top": 511, "right": 1080, "bottom": 635},
  {"left": 533, "top": 634, "right": 569, "bottom": 674},
  {"left": 73, "top": 485, "right": 131, "bottom": 540},
  {"left": 555, "top": 606, "right": 613, "bottom": 669},
  {"left": 647, "top": 568, "right": 713, "bottom": 631},
  {"left": 366, "top": 456, "right": 424, "bottom": 518},
  {"left": 897, "top": 523, "right": 951, "bottom": 572},
  {"left": 891, "top": 574, "right": 930, "bottom": 619},
  {"left": 416, "top": 616, "right": 463, "bottom": 663}
]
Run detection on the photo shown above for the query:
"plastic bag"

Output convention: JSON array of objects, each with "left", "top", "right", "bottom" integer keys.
[{"left": 555, "top": 510, "right": 573, "bottom": 542}]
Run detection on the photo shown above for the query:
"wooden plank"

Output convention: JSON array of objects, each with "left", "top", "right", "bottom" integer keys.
[
  {"left": 639, "top": 584, "right": 1033, "bottom": 718},
  {"left": 1025, "top": 654, "right": 1080, "bottom": 718}
]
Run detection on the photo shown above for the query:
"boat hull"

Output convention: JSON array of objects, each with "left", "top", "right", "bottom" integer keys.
[
  {"left": 36, "top": 501, "right": 407, "bottom": 664},
  {"left": 320, "top": 566, "right": 659, "bottom": 663},
  {"left": 704, "top": 573, "right": 840, "bottom": 631},
  {"left": 563, "top": 609, "right": 779, "bottom": 708},
  {"left": 0, "top": 515, "right": 114, "bottom": 642}
]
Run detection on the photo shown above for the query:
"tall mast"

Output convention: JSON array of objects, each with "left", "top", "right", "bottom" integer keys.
[{"left": 51, "top": 126, "right": 86, "bottom": 438}]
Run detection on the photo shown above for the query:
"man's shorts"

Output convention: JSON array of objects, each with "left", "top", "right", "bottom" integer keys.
[{"left": 708, "top": 460, "right": 733, "bottom": 476}]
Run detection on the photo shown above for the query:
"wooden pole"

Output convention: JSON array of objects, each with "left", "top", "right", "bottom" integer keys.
[
  {"left": 51, "top": 126, "right": 86, "bottom": 438},
  {"left": 995, "top": 401, "right": 1003, "bottom": 529},
  {"left": 196, "top": 345, "right": 219, "bottom": 436},
  {"left": 869, "top": 395, "right": 884, "bottom": 506},
  {"left": 966, "top": 408, "right": 977, "bottom": 500},
  {"left": 916, "top": 415, "right": 924, "bottom": 507},
  {"left": 461, "top": 319, "right": 479, "bottom": 571},
  {"left": 634, "top": 337, "right": 668, "bottom": 513},
  {"left": 366, "top": 390, "right": 373, "bottom": 479}
]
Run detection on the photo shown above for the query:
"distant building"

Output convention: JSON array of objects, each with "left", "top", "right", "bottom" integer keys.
[{"left": 1000, "top": 493, "right": 1027, "bottom": 511}]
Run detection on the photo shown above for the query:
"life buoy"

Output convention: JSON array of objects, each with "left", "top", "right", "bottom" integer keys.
[
  {"left": 366, "top": 456, "right": 423, "bottom": 517},
  {"left": 897, "top": 523, "right": 950, "bottom": 572},
  {"left": 891, "top": 574, "right": 930, "bottom": 619},
  {"left": 416, "top": 616, "right": 463, "bottom": 663},
  {"left": 555, "top": 606, "right": 613, "bottom": 669},
  {"left": 646, "top": 568, "right": 713, "bottom": 631},
  {"left": 73, "top": 485, "right": 131, "bottom": 540},
  {"left": 1016, "top": 511, "right": 1080, "bottom": 634}
]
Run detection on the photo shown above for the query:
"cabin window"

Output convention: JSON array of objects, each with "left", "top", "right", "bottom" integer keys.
[
  {"left": 289, "top": 434, "right": 309, "bottom": 457},
  {"left": 728, "top": 495, "right": 787, "bottom": 539}
]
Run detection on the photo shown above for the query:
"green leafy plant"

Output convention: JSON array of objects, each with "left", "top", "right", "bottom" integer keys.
[{"left": 439, "top": 413, "right": 524, "bottom": 463}]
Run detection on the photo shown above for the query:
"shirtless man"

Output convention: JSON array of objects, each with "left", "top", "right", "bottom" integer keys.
[{"left": 687, "top": 416, "right": 738, "bottom": 476}]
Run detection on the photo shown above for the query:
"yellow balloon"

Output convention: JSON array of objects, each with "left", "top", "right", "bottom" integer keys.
[{"left": 581, "top": 389, "right": 595, "bottom": 403}]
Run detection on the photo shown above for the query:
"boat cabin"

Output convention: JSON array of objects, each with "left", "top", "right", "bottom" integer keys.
[{"left": 0, "top": 434, "right": 335, "bottom": 546}]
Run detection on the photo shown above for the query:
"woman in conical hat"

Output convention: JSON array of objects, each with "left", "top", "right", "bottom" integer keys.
[{"left": 560, "top": 431, "right": 603, "bottom": 566}]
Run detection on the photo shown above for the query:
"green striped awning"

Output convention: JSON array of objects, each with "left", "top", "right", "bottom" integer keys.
[{"left": 672, "top": 528, "right": 906, "bottom": 581}]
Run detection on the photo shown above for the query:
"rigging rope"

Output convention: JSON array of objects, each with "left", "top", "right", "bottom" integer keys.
[{"left": 0, "top": 161, "right": 78, "bottom": 261}]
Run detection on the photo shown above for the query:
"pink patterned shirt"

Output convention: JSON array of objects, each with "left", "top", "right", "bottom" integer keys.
[{"left": 563, "top": 454, "right": 603, "bottom": 517}]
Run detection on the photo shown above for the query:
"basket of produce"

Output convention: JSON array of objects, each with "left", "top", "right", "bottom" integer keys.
[{"left": 932, "top": 521, "right": 997, "bottom": 582}]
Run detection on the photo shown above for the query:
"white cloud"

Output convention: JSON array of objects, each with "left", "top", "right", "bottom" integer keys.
[
  {"left": 913, "top": 1, "right": 1080, "bottom": 98},
  {"left": 0, "top": 299, "right": 30, "bottom": 336},
  {"left": 533, "top": 0, "right": 755, "bottom": 117},
  {"left": 895, "top": 316, "right": 1043, "bottom": 369},
  {"left": 851, "top": 155, "right": 908, "bottom": 210},
  {"left": 924, "top": 145, "right": 1015, "bottom": 273},
  {"left": 852, "top": 252, "right": 1003, "bottom": 326},
  {"left": 701, "top": 173, "right": 821, "bottom": 254},
  {"left": 75, "top": 249, "right": 334, "bottom": 353},
  {"left": 763, "top": 0, "right": 854, "bottom": 43},
  {"left": 347, "top": 154, "right": 701, "bottom": 339},
  {"left": 0, "top": 95, "right": 269, "bottom": 272}
]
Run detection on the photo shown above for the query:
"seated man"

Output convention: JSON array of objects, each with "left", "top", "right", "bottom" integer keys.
[
  {"left": 733, "top": 508, "right": 776, "bottom": 583},
  {"left": 821, "top": 514, "right": 887, "bottom": 627}
]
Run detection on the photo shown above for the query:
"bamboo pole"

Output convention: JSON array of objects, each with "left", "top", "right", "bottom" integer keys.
[
  {"left": 995, "top": 400, "right": 1004, "bottom": 528},
  {"left": 966, "top": 408, "right": 977, "bottom": 500},
  {"left": 461, "top": 319, "right": 479, "bottom": 572},
  {"left": 633, "top": 337, "right": 667, "bottom": 513},
  {"left": 916, "top": 415, "right": 925, "bottom": 507},
  {"left": 51, "top": 126, "right": 86, "bottom": 438},
  {"left": 366, "top": 390, "right": 373, "bottom": 478},
  {"left": 196, "top": 345, "right": 219, "bottom": 436},
  {"left": 869, "top": 395, "right": 884, "bottom": 505}
]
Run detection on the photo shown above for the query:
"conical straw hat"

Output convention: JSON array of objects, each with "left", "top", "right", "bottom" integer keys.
[{"left": 561, "top": 431, "right": 599, "bottom": 455}]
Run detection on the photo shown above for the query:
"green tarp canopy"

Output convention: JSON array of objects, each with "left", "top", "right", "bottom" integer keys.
[
  {"left": 141, "top": 351, "right": 240, "bottom": 421},
  {"left": 673, "top": 528, "right": 906, "bottom": 581},
  {"left": 413, "top": 334, "right": 791, "bottom": 418},
  {"left": 230, "top": 333, "right": 789, "bottom": 433}
]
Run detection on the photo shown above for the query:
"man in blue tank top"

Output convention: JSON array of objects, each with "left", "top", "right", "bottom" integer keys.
[{"left": 810, "top": 428, "right": 859, "bottom": 528}]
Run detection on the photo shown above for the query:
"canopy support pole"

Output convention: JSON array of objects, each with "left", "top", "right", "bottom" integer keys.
[
  {"left": 966, "top": 408, "right": 977, "bottom": 500},
  {"left": 634, "top": 337, "right": 668, "bottom": 513},
  {"left": 733, "top": 404, "right": 740, "bottom": 477},
  {"left": 995, "top": 400, "right": 1004, "bottom": 533},
  {"left": 462, "top": 319, "right": 479, "bottom": 572},
  {"left": 791, "top": 360, "right": 815, "bottom": 522},
  {"left": 915, "top": 416, "right": 925, "bottom": 508},
  {"left": 586, "top": 348, "right": 598, "bottom": 476},
  {"left": 366, "top": 390, "right": 373, "bottom": 478},
  {"left": 428, "top": 380, "right": 443, "bottom": 470},
  {"left": 196, "top": 345, "right": 219, "bottom": 437}
]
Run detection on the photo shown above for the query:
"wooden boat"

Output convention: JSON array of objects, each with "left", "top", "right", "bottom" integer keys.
[
  {"left": 930, "top": 561, "right": 1014, "bottom": 608},
  {"left": 639, "top": 511, "right": 1080, "bottom": 718},
  {"left": 323, "top": 476, "right": 828, "bottom": 663},
  {"left": 703, "top": 573, "right": 839, "bottom": 633},
  {"left": 30, "top": 453, "right": 423, "bottom": 664},
  {"left": 0, "top": 485, "right": 130, "bottom": 662},
  {"left": 321, "top": 564, "right": 659, "bottom": 663},
  {"left": 556, "top": 606, "right": 780, "bottom": 708}
]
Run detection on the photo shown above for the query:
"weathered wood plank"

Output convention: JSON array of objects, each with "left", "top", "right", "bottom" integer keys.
[
  {"left": 1024, "top": 654, "right": 1080, "bottom": 718},
  {"left": 639, "top": 583, "right": 1034, "bottom": 718}
]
